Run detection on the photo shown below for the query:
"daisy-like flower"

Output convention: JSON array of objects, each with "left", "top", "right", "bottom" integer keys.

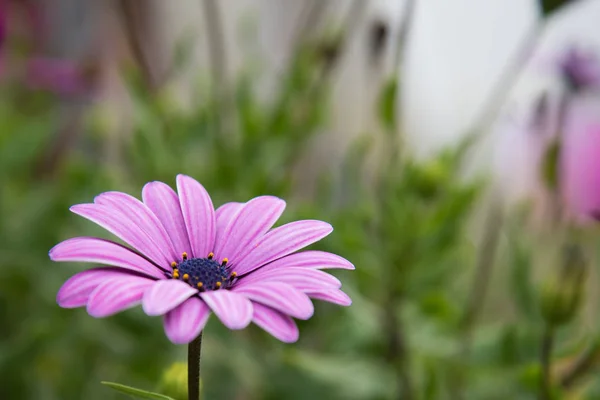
[{"left": 50, "top": 175, "right": 353, "bottom": 344}]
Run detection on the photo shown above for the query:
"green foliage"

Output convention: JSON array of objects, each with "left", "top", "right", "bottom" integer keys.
[
  {"left": 101, "top": 382, "right": 176, "bottom": 400},
  {"left": 538, "top": 0, "right": 579, "bottom": 17}
]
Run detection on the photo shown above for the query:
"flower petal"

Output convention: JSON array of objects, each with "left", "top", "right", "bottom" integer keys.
[
  {"left": 57, "top": 268, "right": 134, "bottom": 308},
  {"left": 95, "top": 191, "right": 178, "bottom": 261},
  {"left": 233, "top": 220, "right": 333, "bottom": 275},
  {"left": 233, "top": 282, "right": 313, "bottom": 319},
  {"left": 70, "top": 203, "right": 171, "bottom": 267},
  {"left": 176, "top": 175, "right": 216, "bottom": 258},
  {"left": 142, "top": 181, "right": 192, "bottom": 257},
  {"left": 235, "top": 267, "right": 341, "bottom": 292},
  {"left": 255, "top": 250, "right": 354, "bottom": 273},
  {"left": 215, "top": 202, "right": 243, "bottom": 239},
  {"left": 142, "top": 280, "right": 198, "bottom": 316},
  {"left": 213, "top": 196, "right": 286, "bottom": 264},
  {"left": 200, "top": 290, "right": 253, "bottom": 330},
  {"left": 49, "top": 237, "right": 164, "bottom": 279},
  {"left": 307, "top": 289, "right": 352, "bottom": 306},
  {"left": 87, "top": 275, "right": 155, "bottom": 317},
  {"left": 252, "top": 303, "right": 299, "bottom": 343},
  {"left": 164, "top": 297, "right": 211, "bottom": 344}
]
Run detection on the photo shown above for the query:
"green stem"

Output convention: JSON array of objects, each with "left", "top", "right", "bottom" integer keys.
[
  {"left": 188, "top": 332, "right": 203, "bottom": 400},
  {"left": 539, "top": 326, "right": 554, "bottom": 400}
]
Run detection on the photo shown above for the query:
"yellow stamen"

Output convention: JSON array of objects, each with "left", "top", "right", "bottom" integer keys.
[
  {"left": 230, "top": 271, "right": 237, "bottom": 279},
  {"left": 215, "top": 282, "right": 222, "bottom": 289},
  {"left": 182, "top": 252, "right": 188, "bottom": 260},
  {"left": 221, "top": 258, "right": 228, "bottom": 265},
  {"left": 171, "top": 262, "right": 177, "bottom": 268},
  {"left": 173, "top": 271, "right": 179, "bottom": 279},
  {"left": 197, "top": 282, "right": 203, "bottom": 289},
  {"left": 183, "top": 273, "right": 189, "bottom": 281},
  {"left": 208, "top": 252, "right": 214, "bottom": 259}
]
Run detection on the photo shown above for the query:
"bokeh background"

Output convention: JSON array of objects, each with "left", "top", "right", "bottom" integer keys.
[{"left": 2, "top": 0, "right": 600, "bottom": 399}]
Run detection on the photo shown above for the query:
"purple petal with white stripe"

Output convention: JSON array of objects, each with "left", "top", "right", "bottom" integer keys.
[
  {"left": 215, "top": 202, "right": 243, "bottom": 239},
  {"left": 252, "top": 303, "right": 299, "bottom": 343},
  {"left": 164, "top": 297, "right": 211, "bottom": 344},
  {"left": 308, "top": 289, "right": 352, "bottom": 306},
  {"left": 142, "top": 181, "right": 191, "bottom": 257},
  {"left": 49, "top": 237, "right": 164, "bottom": 279},
  {"left": 95, "top": 191, "right": 177, "bottom": 261},
  {"left": 200, "top": 290, "right": 253, "bottom": 329},
  {"left": 235, "top": 268, "right": 341, "bottom": 292},
  {"left": 57, "top": 268, "right": 135, "bottom": 308},
  {"left": 142, "top": 280, "right": 198, "bottom": 316},
  {"left": 213, "top": 196, "right": 285, "bottom": 263},
  {"left": 70, "top": 203, "right": 171, "bottom": 267},
  {"left": 176, "top": 174, "right": 216, "bottom": 258},
  {"left": 87, "top": 275, "right": 155, "bottom": 317},
  {"left": 233, "top": 220, "right": 333, "bottom": 275},
  {"left": 233, "top": 282, "right": 313, "bottom": 319},
  {"left": 255, "top": 250, "right": 354, "bottom": 273}
]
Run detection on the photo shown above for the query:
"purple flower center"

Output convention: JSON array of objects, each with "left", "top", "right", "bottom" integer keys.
[{"left": 171, "top": 253, "right": 235, "bottom": 291}]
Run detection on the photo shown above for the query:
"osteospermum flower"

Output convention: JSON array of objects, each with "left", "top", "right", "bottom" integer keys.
[{"left": 50, "top": 175, "right": 353, "bottom": 344}]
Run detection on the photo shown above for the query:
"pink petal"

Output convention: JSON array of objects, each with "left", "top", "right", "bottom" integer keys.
[
  {"left": 233, "top": 282, "right": 313, "bottom": 319},
  {"left": 200, "top": 290, "right": 253, "bottom": 329},
  {"left": 95, "top": 191, "right": 177, "bottom": 261},
  {"left": 70, "top": 203, "right": 171, "bottom": 268},
  {"left": 308, "top": 289, "right": 352, "bottom": 306},
  {"left": 233, "top": 220, "right": 333, "bottom": 275},
  {"left": 142, "top": 280, "right": 198, "bottom": 316},
  {"left": 252, "top": 303, "right": 299, "bottom": 343},
  {"left": 213, "top": 196, "right": 286, "bottom": 264},
  {"left": 49, "top": 237, "right": 164, "bottom": 279},
  {"left": 57, "top": 268, "right": 133, "bottom": 308},
  {"left": 87, "top": 275, "right": 155, "bottom": 317},
  {"left": 142, "top": 181, "right": 192, "bottom": 256},
  {"left": 176, "top": 175, "right": 216, "bottom": 258},
  {"left": 164, "top": 297, "right": 211, "bottom": 344},
  {"left": 215, "top": 202, "right": 243, "bottom": 239},
  {"left": 255, "top": 251, "right": 354, "bottom": 273},
  {"left": 235, "top": 267, "right": 341, "bottom": 292}
]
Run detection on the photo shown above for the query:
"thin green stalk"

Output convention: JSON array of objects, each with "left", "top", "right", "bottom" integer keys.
[
  {"left": 539, "top": 326, "right": 555, "bottom": 400},
  {"left": 188, "top": 332, "right": 203, "bottom": 400}
]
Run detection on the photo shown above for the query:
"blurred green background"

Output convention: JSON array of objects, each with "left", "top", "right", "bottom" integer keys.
[{"left": 2, "top": 1, "right": 600, "bottom": 399}]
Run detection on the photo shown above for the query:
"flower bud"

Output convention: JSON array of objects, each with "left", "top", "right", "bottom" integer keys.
[
  {"left": 539, "top": 244, "right": 587, "bottom": 327},
  {"left": 156, "top": 362, "right": 190, "bottom": 400}
]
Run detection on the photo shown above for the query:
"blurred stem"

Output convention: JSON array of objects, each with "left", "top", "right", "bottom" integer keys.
[
  {"left": 469, "top": 20, "right": 544, "bottom": 136},
  {"left": 393, "top": 0, "right": 416, "bottom": 70},
  {"left": 560, "top": 338, "right": 600, "bottom": 389},
  {"left": 384, "top": 294, "right": 414, "bottom": 400},
  {"left": 460, "top": 199, "right": 503, "bottom": 334},
  {"left": 188, "top": 332, "right": 203, "bottom": 400},
  {"left": 539, "top": 326, "right": 555, "bottom": 400},
  {"left": 201, "top": 0, "right": 227, "bottom": 136}
]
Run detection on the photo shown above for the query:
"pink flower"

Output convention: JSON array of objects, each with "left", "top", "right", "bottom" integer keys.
[
  {"left": 50, "top": 175, "right": 353, "bottom": 344},
  {"left": 560, "top": 98, "right": 600, "bottom": 221}
]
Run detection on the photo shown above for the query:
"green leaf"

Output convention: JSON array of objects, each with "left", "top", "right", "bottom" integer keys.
[
  {"left": 101, "top": 382, "right": 176, "bottom": 400},
  {"left": 539, "top": 0, "right": 578, "bottom": 16},
  {"left": 541, "top": 139, "right": 560, "bottom": 191}
]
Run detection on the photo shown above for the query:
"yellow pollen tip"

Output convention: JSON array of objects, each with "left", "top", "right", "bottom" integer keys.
[
  {"left": 171, "top": 262, "right": 177, "bottom": 268},
  {"left": 215, "top": 282, "right": 222, "bottom": 288},
  {"left": 173, "top": 272, "right": 179, "bottom": 279},
  {"left": 208, "top": 252, "right": 214, "bottom": 259},
  {"left": 230, "top": 272, "right": 238, "bottom": 278},
  {"left": 182, "top": 252, "right": 188, "bottom": 260},
  {"left": 197, "top": 282, "right": 203, "bottom": 288},
  {"left": 222, "top": 258, "right": 228, "bottom": 265},
  {"left": 183, "top": 274, "right": 189, "bottom": 281}
]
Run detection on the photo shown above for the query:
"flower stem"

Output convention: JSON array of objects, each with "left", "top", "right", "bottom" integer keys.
[
  {"left": 188, "top": 332, "right": 203, "bottom": 400},
  {"left": 539, "top": 325, "right": 555, "bottom": 400}
]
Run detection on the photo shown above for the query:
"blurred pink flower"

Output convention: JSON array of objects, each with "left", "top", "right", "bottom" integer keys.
[
  {"left": 50, "top": 175, "right": 353, "bottom": 344},
  {"left": 560, "top": 97, "right": 600, "bottom": 221},
  {"left": 26, "top": 57, "right": 93, "bottom": 96},
  {"left": 557, "top": 46, "right": 600, "bottom": 91}
]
